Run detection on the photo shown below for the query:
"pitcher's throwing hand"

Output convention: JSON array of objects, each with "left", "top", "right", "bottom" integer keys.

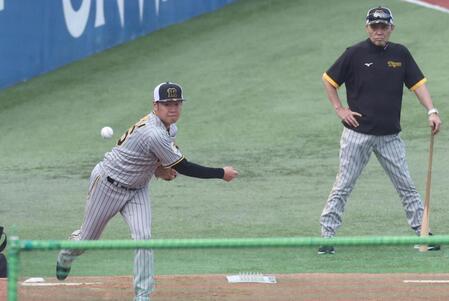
[{"left": 223, "top": 166, "right": 238, "bottom": 182}]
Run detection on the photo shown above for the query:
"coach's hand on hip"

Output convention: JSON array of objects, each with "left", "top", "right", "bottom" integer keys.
[
  {"left": 336, "top": 107, "right": 362, "bottom": 128},
  {"left": 223, "top": 166, "right": 239, "bottom": 182}
]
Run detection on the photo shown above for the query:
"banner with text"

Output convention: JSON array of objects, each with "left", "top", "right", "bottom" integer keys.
[{"left": 0, "top": 0, "right": 235, "bottom": 89}]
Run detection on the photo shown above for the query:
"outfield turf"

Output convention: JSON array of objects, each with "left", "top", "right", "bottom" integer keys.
[{"left": 1, "top": 0, "right": 449, "bottom": 278}]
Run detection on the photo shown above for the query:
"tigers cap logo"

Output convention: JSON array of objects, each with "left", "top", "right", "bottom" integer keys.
[
  {"left": 167, "top": 87, "right": 178, "bottom": 98},
  {"left": 154, "top": 82, "right": 185, "bottom": 102}
]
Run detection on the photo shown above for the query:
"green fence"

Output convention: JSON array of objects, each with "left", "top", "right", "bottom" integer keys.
[{"left": 8, "top": 235, "right": 449, "bottom": 301}]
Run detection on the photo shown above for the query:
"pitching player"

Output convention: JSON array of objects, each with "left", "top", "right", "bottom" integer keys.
[
  {"left": 56, "top": 82, "right": 238, "bottom": 301},
  {"left": 318, "top": 7, "right": 441, "bottom": 254}
]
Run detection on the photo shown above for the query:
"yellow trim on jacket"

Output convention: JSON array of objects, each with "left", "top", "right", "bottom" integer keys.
[
  {"left": 410, "top": 78, "right": 427, "bottom": 91},
  {"left": 322, "top": 73, "right": 339, "bottom": 89}
]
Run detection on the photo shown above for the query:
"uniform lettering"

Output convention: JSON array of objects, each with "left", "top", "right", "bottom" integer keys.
[
  {"left": 117, "top": 116, "right": 148, "bottom": 146},
  {"left": 387, "top": 61, "right": 402, "bottom": 68}
]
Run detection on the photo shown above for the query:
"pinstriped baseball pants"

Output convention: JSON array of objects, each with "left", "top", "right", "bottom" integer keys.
[
  {"left": 320, "top": 127, "right": 424, "bottom": 238},
  {"left": 58, "top": 163, "right": 154, "bottom": 301}
]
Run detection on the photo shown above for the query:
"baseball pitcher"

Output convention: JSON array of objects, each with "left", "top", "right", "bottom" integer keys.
[{"left": 56, "top": 82, "right": 238, "bottom": 301}]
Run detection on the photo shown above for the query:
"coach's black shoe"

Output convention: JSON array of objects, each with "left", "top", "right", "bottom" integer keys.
[
  {"left": 414, "top": 232, "right": 441, "bottom": 251},
  {"left": 318, "top": 246, "right": 335, "bottom": 255},
  {"left": 428, "top": 244, "right": 441, "bottom": 251},
  {"left": 56, "top": 261, "right": 71, "bottom": 280},
  {"left": 414, "top": 244, "right": 441, "bottom": 251}
]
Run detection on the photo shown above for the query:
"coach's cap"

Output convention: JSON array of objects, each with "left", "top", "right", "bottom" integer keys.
[
  {"left": 366, "top": 6, "right": 394, "bottom": 25},
  {"left": 153, "top": 82, "right": 185, "bottom": 102}
]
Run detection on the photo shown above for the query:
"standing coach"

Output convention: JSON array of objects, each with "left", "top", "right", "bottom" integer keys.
[{"left": 318, "top": 6, "right": 442, "bottom": 254}]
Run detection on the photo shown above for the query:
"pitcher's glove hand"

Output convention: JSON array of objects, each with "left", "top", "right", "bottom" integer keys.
[{"left": 155, "top": 166, "right": 177, "bottom": 181}]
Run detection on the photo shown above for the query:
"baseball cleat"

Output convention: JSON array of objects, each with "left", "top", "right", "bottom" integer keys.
[
  {"left": 56, "top": 261, "right": 71, "bottom": 280},
  {"left": 413, "top": 244, "right": 441, "bottom": 251},
  {"left": 414, "top": 232, "right": 441, "bottom": 251},
  {"left": 317, "top": 246, "right": 335, "bottom": 255},
  {"left": 69, "top": 229, "right": 81, "bottom": 241}
]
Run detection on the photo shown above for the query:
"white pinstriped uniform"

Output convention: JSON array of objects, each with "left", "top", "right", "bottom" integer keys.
[
  {"left": 320, "top": 127, "right": 424, "bottom": 237},
  {"left": 58, "top": 112, "right": 183, "bottom": 301}
]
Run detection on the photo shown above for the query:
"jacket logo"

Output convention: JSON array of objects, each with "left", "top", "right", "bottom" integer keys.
[
  {"left": 387, "top": 61, "right": 402, "bottom": 68},
  {"left": 364, "top": 62, "right": 373, "bottom": 67},
  {"left": 167, "top": 88, "right": 178, "bottom": 98}
]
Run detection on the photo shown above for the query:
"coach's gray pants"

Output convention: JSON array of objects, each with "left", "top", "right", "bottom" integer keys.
[
  {"left": 58, "top": 163, "right": 154, "bottom": 301},
  {"left": 320, "top": 128, "right": 424, "bottom": 237}
]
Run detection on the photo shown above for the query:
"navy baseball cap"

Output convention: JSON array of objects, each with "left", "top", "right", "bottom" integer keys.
[
  {"left": 366, "top": 6, "right": 394, "bottom": 25},
  {"left": 153, "top": 82, "right": 185, "bottom": 102}
]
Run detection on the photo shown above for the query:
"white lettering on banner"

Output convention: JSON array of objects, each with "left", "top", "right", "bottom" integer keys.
[
  {"left": 116, "top": 0, "right": 124, "bottom": 27},
  {"left": 155, "top": 0, "right": 168, "bottom": 16},
  {"left": 94, "top": 0, "right": 105, "bottom": 27},
  {"left": 139, "top": 0, "right": 144, "bottom": 21},
  {"left": 62, "top": 0, "right": 92, "bottom": 38},
  {"left": 95, "top": 0, "right": 124, "bottom": 27},
  {"left": 0, "top": 0, "right": 4, "bottom": 11},
  {"left": 63, "top": 0, "right": 171, "bottom": 38}
]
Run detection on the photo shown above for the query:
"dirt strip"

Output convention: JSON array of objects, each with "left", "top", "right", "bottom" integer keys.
[
  {"left": 2, "top": 273, "right": 449, "bottom": 301},
  {"left": 421, "top": 0, "right": 449, "bottom": 9}
]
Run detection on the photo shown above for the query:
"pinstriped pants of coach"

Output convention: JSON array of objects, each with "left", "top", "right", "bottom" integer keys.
[{"left": 320, "top": 127, "right": 424, "bottom": 238}]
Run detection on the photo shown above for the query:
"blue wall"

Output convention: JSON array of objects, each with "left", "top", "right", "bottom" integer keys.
[{"left": 0, "top": 0, "right": 235, "bottom": 89}]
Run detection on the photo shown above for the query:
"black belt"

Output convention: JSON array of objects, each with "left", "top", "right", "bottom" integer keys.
[{"left": 106, "top": 176, "right": 137, "bottom": 191}]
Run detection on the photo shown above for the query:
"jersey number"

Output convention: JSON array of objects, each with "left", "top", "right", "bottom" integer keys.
[{"left": 117, "top": 116, "right": 148, "bottom": 146}]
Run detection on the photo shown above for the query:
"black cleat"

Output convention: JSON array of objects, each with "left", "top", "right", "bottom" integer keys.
[
  {"left": 414, "top": 232, "right": 441, "bottom": 251},
  {"left": 56, "top": 262, "right": 71, "bottom": 280},
  {"left": 428, "top": 244, "right": 441, "bottom": 251},
  {"left": 414, "top": 244, "right": 441, "bottom": 251},
  {"left": 318, "top": 246, "right": 335, "bottom": 255}
]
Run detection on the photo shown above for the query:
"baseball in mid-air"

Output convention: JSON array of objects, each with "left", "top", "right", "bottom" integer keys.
[{"left": 100, "top": 126, "right": 114, "bottom": 139}]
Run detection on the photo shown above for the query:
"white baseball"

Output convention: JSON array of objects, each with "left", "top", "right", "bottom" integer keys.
[{"left": 100, "top": 126, "right": 114, "bottom": 139}]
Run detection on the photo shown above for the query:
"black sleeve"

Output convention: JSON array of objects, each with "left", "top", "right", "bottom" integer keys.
[
  {"left": 325, "top": 48, "right": 352, "bottom": 87},
  {"left": 172, "top": 158, "right": 224, "bottom": 179},
  {"left": 403, "top": 46, "right": 425, "bottom": 90}
]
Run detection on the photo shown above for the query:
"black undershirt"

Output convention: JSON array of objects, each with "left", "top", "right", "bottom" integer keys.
[{"left": 172, "top": 158, "right": 224, "bottom": 179}]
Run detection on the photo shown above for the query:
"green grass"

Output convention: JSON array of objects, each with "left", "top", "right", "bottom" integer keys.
[{"left": 2, "top": 0, "right": 449, "bottom": 277}]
